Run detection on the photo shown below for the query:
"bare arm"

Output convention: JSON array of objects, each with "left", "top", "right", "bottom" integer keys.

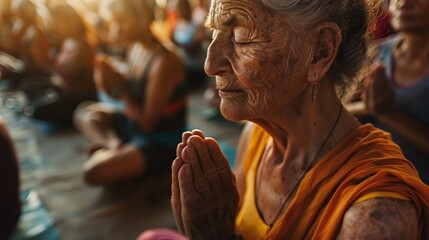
[
  {"left": 376, "top": 109, "right": 429, "bottom": 157},
  {"left": 121, "top": 50, "right": 185, "bottom": 132},
  {"left": 23, "top": 26, "right": 53, "bottom": 75},
  {"left": 55, "top": 38, "right": 94, "bottom": 88},
  {"left": 337, "top": 198, "right": 419, "bottom": 240},
  {"left": 93, "top": 53, "right": 132, "bottom": 100}
]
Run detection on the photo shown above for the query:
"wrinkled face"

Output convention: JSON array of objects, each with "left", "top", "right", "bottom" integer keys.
[
  {"left": 204, "top": 0, "right": 310, "bottom": 122},
  {"left": 389, "top": 0, "right": 429, "bottom": 33}
]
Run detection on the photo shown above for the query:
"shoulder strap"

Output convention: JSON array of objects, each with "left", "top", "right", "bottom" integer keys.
[{"left": 140, "top": 45, "right": 166, "bottom": 82}]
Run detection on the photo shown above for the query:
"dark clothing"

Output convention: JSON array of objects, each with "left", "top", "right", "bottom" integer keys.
[
  {"left": 20, "top": 76, "right": 97, "bottom": 126},
  {"left": 111, "top": 113, "right": 181, "bottom": 178},
  {"left": 128, "top": 46, "right": 188, "bottom": 133},
  {"left": 0, "top": 127, "right": 21, "bottom": 240}
]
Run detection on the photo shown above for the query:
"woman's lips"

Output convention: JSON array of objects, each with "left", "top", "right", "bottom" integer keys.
[{"left": 218, "top": 88, "right": 245, "bottom": 97}]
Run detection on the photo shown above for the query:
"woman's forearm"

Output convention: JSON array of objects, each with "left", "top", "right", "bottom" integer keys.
[{"left": 376, "top": 108, "right": 429, "bottom": 157}]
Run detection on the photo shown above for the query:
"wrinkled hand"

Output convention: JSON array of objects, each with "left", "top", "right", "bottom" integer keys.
[
  {"left": 362, "top": 63, "right": 395, "bottom": 116},
  {"left": 171, "top": 130, "right": 239, "bottom": 240},
  {"left": 94, "top": 55, "right": 126, "bottom": 99}
]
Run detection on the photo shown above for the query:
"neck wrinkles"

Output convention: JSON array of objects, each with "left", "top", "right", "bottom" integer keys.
[{"left": 255, "top": 82, "right": 343, "bottom": 170}]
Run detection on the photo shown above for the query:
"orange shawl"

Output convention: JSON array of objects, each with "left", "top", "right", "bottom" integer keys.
[{"left": 236, "top": 124, "right": 429, "bottom": 239}]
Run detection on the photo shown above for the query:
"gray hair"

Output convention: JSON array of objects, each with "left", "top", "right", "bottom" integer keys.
[{"left": 261, "top": 0, "right": 377, "bottom": 95}]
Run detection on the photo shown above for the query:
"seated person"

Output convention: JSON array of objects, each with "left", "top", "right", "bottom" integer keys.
[
  {"left": 141, "top": 0, "right": 429, "bottom": 239},
  {"left": 19, "top": 3, "right": 97, "bottom": 125},
  {"left": 0, "top": 116, "right": 21, "bottom": 240},
  {"left": 73, "top": 0, "right": 187, "bottom": 186},
  {"left": 171, "top": 0, "right": 208, "bottom": 89},
  {"left": 347, "top": 0, "right": 429, "bottom": 184},
  {"left": 0, "top": 0, "right": 51, "bottom": 83}
]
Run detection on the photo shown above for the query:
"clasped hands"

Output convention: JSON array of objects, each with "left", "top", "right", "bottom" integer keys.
[
  {"left": 350, "top": 62, "right": 395, "bottom": 117},
  {"left": 172, "top": 130, "right": 239, "bottom": 240},
  {"left": 94, "top": 55, "right": 127, "bottom": 99}
]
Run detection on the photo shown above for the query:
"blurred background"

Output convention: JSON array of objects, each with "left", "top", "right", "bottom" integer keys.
[{"left": 0, "top": 0, "right": 243, "bottom": 239}]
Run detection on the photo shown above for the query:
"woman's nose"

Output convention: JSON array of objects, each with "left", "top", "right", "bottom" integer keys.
[{"left": 204, "top": 38, "right": 232, "bottom": 77}]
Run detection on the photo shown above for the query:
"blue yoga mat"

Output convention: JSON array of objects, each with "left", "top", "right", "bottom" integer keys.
[{"left": 9, "top": 190, "right": 60, "bottom": 240}]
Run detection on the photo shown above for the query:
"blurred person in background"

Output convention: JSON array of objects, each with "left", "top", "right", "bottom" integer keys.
[
  {"left": 18, "top": 2, "right": 97, "bottom": 126},
  {"left": 74, "top": 0, "right": 187, "bottom": 186},
  {"left": 348, "top": 0, "right": 429, "bottom": 184},
  {"left": 0, "top": 0, "right": 14, "bottom": 52},
  {"left": 0, "top": 0, "right": 52, "bottom": 85},
  {"left": 171, "top": 0, "right": 208, "bottom": 90}
]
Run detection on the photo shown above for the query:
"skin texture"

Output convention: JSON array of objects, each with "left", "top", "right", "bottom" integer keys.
[
  {"left": 347, "top": 0, "right": 429, "bottom": 158},
  {"left": 336, "top": 198, "right": 418, "bottom": 240},
  {"left": 205, "top": 1, "right": 304, "bottom": 122},
  {"left": 172, "top": 130, "right": 239, "bottom": 239},
  {"left": 73, "top": 0, "right": 185, "bottom": 186},
  {"left": 172, "top": 0, "right": 420, "bottom": 239}
]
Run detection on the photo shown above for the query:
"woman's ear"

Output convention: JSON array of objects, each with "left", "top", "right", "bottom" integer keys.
[{"left": 307, "top": 22, "right": 342, "bottom": 82}]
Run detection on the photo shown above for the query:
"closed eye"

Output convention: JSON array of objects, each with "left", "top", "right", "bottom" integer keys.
[{"left": 232, "top": 38, "right": 253, "bottom": 45}]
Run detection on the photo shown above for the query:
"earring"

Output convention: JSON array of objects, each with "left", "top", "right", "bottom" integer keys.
[
  {"left": 311, "top": 81, "right": 316, "bottom": 103},
  {"left": 311, "top": 72, "right": 317, "bottom": 103}
]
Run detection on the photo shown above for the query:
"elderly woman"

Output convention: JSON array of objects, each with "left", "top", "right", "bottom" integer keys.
[
  {"left": 164, "top": 0, "right": 429, "bottom": 239},
  {"left": 73, "top": 0, "right": 187, "bottom": 186},
  {"left": 348, "top": 0, "right": 429, "bottom": 184}
]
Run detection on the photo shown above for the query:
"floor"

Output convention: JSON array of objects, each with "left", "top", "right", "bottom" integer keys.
[{"left": 3, "top": 87, "right": 244, "bottom": 240}]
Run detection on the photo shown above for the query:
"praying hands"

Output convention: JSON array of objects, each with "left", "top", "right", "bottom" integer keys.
[{"left": 171, "top": 130, "right": 239, "bottom": 240}]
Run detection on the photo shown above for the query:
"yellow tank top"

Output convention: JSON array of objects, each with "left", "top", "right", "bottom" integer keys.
[{"left": 235, "top": 125, "right": 271, "bottom": 240}]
